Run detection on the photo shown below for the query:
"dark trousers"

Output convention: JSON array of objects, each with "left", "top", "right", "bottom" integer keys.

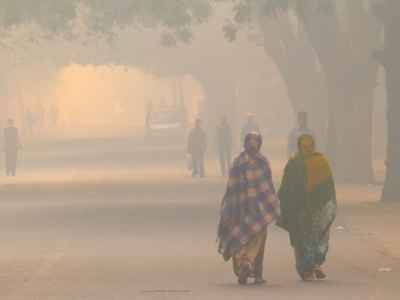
[
  {"left": 218, "top": 146, "right": 231, "bottom": 175},
  {"left": 192, "top": 150, "right": 205, "bottom": 176},
  {"left": 5, "top": 150, "right": 18, "bottom": 175}
]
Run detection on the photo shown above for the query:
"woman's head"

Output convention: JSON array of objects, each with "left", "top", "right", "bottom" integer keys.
[
  {"left": 244, "top": 131, "right": 262, "bottom": 151},
  {"left": 297, "top": 134, "right": 316, "bottom": 157}
]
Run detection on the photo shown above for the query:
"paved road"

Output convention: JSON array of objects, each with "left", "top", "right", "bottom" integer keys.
[{"left": 0, "top": 131, "right": 399, "bottom": 299}]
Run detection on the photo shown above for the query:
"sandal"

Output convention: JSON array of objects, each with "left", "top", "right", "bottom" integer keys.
[
  {"left": 254, "top": 277, "right": 267, "bottom": 284},
  {"left": 313, "top": 265, "right": 326, "bottom": 279},
  {"left": 238, "top": 263, "right": 251, "bottom": 285},
  {"left": 302, "top": 272, "right": 315, "bottom": 281}
]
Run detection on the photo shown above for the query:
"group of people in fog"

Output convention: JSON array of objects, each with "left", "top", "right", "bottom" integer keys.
[
  {"left": 3, "top": 104, "right": 337, "bottom": 283},
  {"left": 187, "top": 110, "right": 318, "bottom": 179},
  {"left": 1, "top": 103, "right": 60, "bottom": 176},
  {"left": 216, "top": 112, "right": 337, "bottom": 284},
  {"left": 26, "top": 103, "right": 60, "bottom": 135},
  {"left": 187, "top": 113, "right": 261, "bottom": 178},
  {"left": 185, "top": 109, "right": 337, "bottom": 283}
]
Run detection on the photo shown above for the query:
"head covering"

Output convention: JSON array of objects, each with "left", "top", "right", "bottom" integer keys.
[
  {"left": 218, "top": 132, "right": 280, "bottom": 254},
  {"left": 277, "top": 134, "right": 336, "bottom": 247}
]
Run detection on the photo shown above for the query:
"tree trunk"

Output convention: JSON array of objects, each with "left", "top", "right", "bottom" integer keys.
[
  {"left": 372, "top": 0, "right": 400, "bottom": 202},
  {"left": 301, "top": 1, "right": 382, "bottom": 183},
  {"left": 324, "top": 71, "right": 375, "bottom": 183},
  {"left": 253, "top": 11, "right": 328, "bottom": 152}
]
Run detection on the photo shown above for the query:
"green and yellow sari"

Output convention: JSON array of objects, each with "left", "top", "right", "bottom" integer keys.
[{"left": 278, "top": 134, "right": 337, "bottom": 279}]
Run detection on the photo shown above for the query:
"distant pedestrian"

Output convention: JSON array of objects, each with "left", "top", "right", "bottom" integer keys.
[
  {"left": 159, "top": 99, "right": 167, "bottom": 109},
  {"left": 240, "top": 113, "right": 260, "bottom": 145},
  {"left": 217, "top": 132, "right": 280, "bottom": 285},
  {"left": 187, "top": 118, "right": 207, "bottom": 178},
  {"left": 277, "top": 134, "right": 337, "bottom": 281},
  {"left": 287, "top": 111, "right": 318, "bottom": 158},
  {"left": 48, "top": 103, "right": 60, "bottom": 126},
  {"left": 26, "top": 109, "right": 36, "bottom": 135},
  {"left": 215, "top": 116, "right": 232, "bottom": 177},
  {"left": 146, "top": 98, "right": 154, "bottom": 113},
  {"left": 35, "top": 103, "right": 45, "bottom": 131},
  {"left": 1, "top": 119, "right": 22, "bottom": 176}
]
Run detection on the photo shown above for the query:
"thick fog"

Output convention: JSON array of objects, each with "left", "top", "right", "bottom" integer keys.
[
  {"left": 0, "top": 1, "right": 398, "bottom": 298},
  {"left": 0, "top": 3, "right": 388, "bottom": 175}
]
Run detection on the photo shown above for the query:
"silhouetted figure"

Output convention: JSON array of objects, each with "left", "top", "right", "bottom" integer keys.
[
  {"left": 159, "top": 99, "right": 167, "bottom": 109},
  {"left": 187, "top": 118, "right": 207, "bottom": 177},
  {"left": 26, "top": 109, "right": 36, "bottom": 135},
  {"left": 146, "top": 98, "right": 154, "bottom": 113},
  {"left": 216, "top": 116, "right": 232, "bottom": 177},
  {"left": 287, "top": 111, "right": 318, "bottom": 158},
  {"left": 48, "top": 103, "right": 60, "bottom": 126},
  {"left": 1, "top": 119, "right": 22, "bottom": 176},
  {"left": 240, "top": 113, "right": 260, "bottom": 145},
  {"left": 35, "top": 103, "right": 45, "bottom": 131}
]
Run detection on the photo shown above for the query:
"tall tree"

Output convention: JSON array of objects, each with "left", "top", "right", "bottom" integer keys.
[
  {"left": 239, "top": 6, "right": 328, "bottom": 151},
  {"left": 0, "top": 0, "right": 212, "bottom": 47},
  {"left": 223, "top": 0, "right": 383, "bottom": 183},
  {"left": 372, "top": 0, "right": 400, "bottom": 202}
]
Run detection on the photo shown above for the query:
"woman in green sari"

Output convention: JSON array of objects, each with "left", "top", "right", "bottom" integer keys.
[{"left": 278, "top": 134, "right": 338, "bottom": 281}]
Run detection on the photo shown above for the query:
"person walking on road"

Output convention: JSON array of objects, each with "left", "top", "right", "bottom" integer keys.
[
  {"left": 240, "top": 113, "right": 260, "bottom": 145},
  {"left": 277, "top": 134, "right": 337, "bottom": 281},
  {"left": 26, "top": 109, "right": 36, "bottom": 135},
  {"left": 287, "top": 111, "right": 318, "bottom": 158},
  {"left": 215, "top": 116, "right": 232, "bottom": 177},
  {"left": 48, "top": 103, "right": 60, "bottom": 126},
  {"left": 217, "top": 132, "right": 280, "bottom": 285},
  {"left": 1, "top": 118, "right": 22, "bottom": 176},
  {"left": 187, "top": 118, "right": 207, "bottom": 178}
]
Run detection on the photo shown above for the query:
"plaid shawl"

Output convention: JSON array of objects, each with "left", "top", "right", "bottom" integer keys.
[
  {"left": 278, "top": 134, "right": 336, "bottom": 247},
  {"left": 218, "top": 132, "right": 281, "bottom": 254}
]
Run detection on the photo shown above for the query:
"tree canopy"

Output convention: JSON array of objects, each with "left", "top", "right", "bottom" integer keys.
[{"left": 0, "top": 0, "right": 213, "bottom": 47}]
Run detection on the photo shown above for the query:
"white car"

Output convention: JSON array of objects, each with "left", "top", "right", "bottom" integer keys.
[{"left": 145, "top": 109, "right": 183, "bottom": 144}]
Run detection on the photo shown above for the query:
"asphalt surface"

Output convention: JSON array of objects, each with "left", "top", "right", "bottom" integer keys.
[{"left": 0, "top": 129, "right": 399, "bottom": 299}]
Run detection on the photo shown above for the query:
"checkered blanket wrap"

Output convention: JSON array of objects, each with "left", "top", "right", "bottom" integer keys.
[{"left": 218, "top": 132, "right": 281, "bottom": 254}]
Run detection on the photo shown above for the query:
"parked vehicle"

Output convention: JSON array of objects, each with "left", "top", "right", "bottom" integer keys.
[{"left": 145, "top": 109, "right": 183, "bottom": 144}]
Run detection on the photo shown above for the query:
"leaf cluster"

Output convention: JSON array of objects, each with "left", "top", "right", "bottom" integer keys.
[
  {"left": 217, "top": 0, "right": 334, "bottom": 42},
  {"left": 0, "top": 0, "right": 215, "bottom": 49}
]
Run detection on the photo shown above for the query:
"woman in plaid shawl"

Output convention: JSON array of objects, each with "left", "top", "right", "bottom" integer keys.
[
  {"left": 218, "top": 132, "right": 281, "bottom": 285},
  {"left": 277, "top": 134, "right": 337, "bottom": 281}
]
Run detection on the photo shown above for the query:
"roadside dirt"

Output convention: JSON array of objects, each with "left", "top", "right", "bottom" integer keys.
[{"left": 337, "top": 184, "right": 400, "bottom": 261}]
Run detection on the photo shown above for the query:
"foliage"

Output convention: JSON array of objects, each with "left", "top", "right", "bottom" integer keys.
[
  {"left": 0, "top": 0, "right": 214, "bottom": 48},
  {"left": 81, "top": 0, "right": 213, "bottom": 46},
  {"left": 217, "top": 0, "right": 335, "bottom": 42}
]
